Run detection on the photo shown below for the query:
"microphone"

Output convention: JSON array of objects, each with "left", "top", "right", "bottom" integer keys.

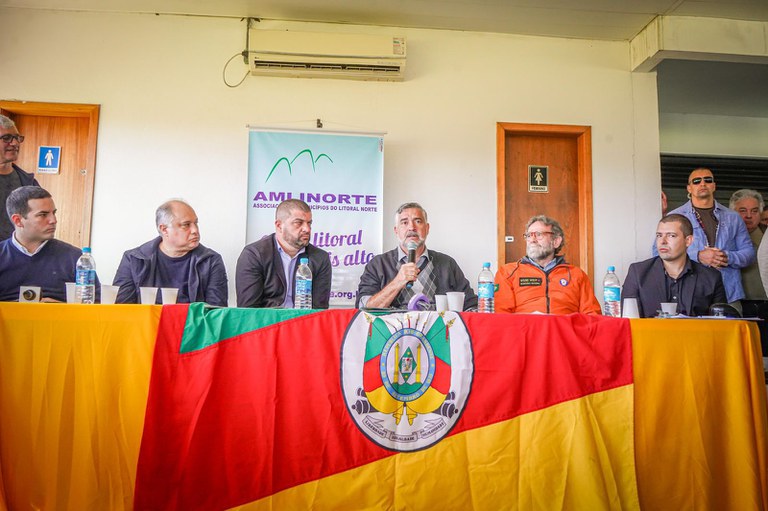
[{"left": 405, "top": 240, "right": 418, "bottom": 289}]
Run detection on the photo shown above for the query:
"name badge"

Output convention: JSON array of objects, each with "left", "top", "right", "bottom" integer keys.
[{"left": 519, "top": 277, "right": 542, "bottom": 287}]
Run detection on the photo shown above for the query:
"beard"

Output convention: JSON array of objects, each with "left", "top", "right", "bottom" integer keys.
[
  {"left": 399, "top": 230, "right": 425, "bottom": 248},
  {"left": 284, "top": 231, "right": 310, "bottom": 250},
  {"left": 527, "top": 242, "right": 554, "bottom": 263}
]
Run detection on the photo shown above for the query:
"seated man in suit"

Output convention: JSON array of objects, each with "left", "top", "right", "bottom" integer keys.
[
  {"left": 113, "top": 199, "right": 228, "bottom": 305},
  {"left": 0, "top": 186, "right": 85, "bottom": 302},
  {"left": 236, "top": 199, "right": 332, "bottom": 309},
  {"left": 623, "top": 214, "right": 726, "bottom": 317}
]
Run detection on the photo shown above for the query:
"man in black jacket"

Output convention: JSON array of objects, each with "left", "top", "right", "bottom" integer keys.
[
  {"left": 113, "top": 200, "right": 228, "bottom": 306},
  {"left": 623, "top": 214, "right": 726, "bottom": 317},
  {"left": 1, "top": 115, "right": 39, "bottom": 241},
  {"left": 236, "top": 199, "right": 332, "bottom": 308}
]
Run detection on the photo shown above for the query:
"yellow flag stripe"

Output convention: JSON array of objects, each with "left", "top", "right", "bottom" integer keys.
[
  {"left": 0, "top": 303, "right": 159, "bottom": 511},
  {"left": 632, "top": 319, "right": 768, "bottom": 511},
  {"left": 230, "top": 385, "right": 638, "bottom": 511}
]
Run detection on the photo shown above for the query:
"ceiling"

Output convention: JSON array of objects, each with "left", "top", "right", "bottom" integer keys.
[
  {"left": 3, "top": 0, "right": 768, "bottom": 118},
  {"left": 3, "top": 0, "right": 768, "bottom": 41},
  {"left": 657, "top": 60, "right": 768, "bottom": 118}
]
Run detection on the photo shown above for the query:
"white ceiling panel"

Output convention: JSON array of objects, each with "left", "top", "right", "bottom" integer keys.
[{"left": 3, "top": 0, "right": 767, "bottom": 41}]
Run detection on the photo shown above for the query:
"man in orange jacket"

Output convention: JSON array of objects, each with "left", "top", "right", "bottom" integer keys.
[{"left": 495, "top": 215, "right": 601, "bottom": 315}]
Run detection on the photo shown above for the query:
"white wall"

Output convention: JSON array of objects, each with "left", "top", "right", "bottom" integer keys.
[
  {"left": 0, "top": 8, "right": 662, "bottom": 303},
  {"left": 660, "top": 113, "right": 768, "bottom": 157}
]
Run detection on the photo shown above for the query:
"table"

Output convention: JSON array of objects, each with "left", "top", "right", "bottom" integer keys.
[{"left": 0, "top": 303, "right": 765, "bottom": 510}]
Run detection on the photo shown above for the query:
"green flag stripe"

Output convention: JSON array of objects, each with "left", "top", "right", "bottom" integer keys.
[
  {"left": 180, "top": 303, "right": 316, "bottom": 353},
  {"left": 425, "top": 317, "right": 450, "bottom": 363},
  {"left": 364, "top": 317, "right": 392, "bottom": 361}
]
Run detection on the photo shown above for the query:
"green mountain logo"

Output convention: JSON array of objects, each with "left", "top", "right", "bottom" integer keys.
[{"left": 265, "top": 149, "right": 333, "bottom": 183}]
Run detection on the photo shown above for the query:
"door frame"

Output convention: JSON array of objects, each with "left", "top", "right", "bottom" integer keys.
[
  {"left": 496, "top": 122, "right": 594, "bottom": 277},
  {"left": 0, "top": 100, "right": 100, "bottom": 244}
]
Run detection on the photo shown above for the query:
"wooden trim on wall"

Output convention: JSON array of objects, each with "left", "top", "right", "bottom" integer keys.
[
  {"left": 496, "top": 124, "right": 509, "bottom": 271},
  {"left": 496, "top": 122, "right": 594, "bottom": 278},
  {"left": 0, "top": 100, "right": 100, "bottom": 245}
]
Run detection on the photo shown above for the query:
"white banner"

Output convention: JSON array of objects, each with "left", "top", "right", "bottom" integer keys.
[{"left": 247, "top": 129, "right": 384, "bottom": 307}]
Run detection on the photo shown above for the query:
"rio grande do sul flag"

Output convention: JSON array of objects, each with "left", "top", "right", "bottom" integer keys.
[{"left": 134, "top": 304, "right": 637, "bottom": 510}]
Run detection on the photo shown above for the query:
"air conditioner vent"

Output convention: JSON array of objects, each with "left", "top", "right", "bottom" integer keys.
[{"left": 249, "top": 30, "right": 406, "bottom": 81}]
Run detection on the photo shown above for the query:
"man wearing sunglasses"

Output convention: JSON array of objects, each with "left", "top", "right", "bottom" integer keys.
[
  {"left": 494, "top": 214, "right": 601, "bottom": 314},
  {"left": 659, "top": 168, "right": 754, "bottom": 304},
  {"left": 0, "top": 115, "right": 39, "bottom": 241}
]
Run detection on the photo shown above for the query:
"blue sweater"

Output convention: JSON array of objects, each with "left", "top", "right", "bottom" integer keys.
[{"left": 0, "top": 238, "right": 82, "bottom": 302}]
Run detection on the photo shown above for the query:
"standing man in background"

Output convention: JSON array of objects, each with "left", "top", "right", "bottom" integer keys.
[
  {"left": 729, "top": 189, "right": 766, "bottom": 300},
  {"left": 0, "top": 115, "right": 39, "bottom": 241},
  {"left": 660, "top": 168, "right": 754, "bottom": 304}
]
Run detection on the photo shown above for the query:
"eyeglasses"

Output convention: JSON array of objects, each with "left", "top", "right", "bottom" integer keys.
[
  {"left": 523, "top": 231, "right": 555, "bottom": 240},
  {"left": 689, "top": 176, "right": 714, "bottom": 185},
  {"left": 0, "top": 134, "right": 24, "bottom": 144}
]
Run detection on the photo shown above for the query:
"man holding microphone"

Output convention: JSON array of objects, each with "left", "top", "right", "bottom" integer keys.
[{"left": 356, "top": 202, "right": 476, "bottom": 310}]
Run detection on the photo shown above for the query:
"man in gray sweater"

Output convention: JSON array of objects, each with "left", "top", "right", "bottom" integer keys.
[{"left": 356, "top": 202, "right": 477, "bottom": 311}]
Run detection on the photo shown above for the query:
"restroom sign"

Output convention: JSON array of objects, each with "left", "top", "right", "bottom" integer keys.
[
  {"left": 528, "top": 165, "right": 548, "bottom": 193},
  {"left": 37, "top": 146, "right": 61, "bottom": 174}
]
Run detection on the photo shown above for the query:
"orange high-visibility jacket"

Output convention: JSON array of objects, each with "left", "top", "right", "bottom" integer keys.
[{"left": 495, "top": 258, "right": 601, "bottom": 315}]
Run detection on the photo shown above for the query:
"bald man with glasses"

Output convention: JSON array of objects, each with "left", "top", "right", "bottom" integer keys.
[
  {"left": 657, "top": 167, "right": 754, "bottom": 304},
  {"left": 494, "top": 214, "right": 601, "bottom": 314},
  {"left": 0, "top": 115, "right": 39, "bottom": 241}
]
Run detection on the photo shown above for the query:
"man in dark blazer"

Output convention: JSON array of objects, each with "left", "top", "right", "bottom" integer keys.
[
  {"left": 623, "top": 214, "right": 726, "bottom": 317},
  {"left": 236, "top": 199, "right": 332, "bottom": 309}
]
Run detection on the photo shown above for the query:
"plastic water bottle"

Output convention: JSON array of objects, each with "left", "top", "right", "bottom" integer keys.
[
  {"left": 294, "top": 257, "right": 313, "bottom": 309},
  {"left": 477, "top": 262, "right": 495, "bottom": 313},
  {"left": 75, "top": 247, "right": 97, "bottom": 304},
  {"left": 603, "top": 266, "right": 621, "bottom": 317}
]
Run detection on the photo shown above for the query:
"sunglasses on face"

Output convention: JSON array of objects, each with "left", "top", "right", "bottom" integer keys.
[{"left": 689, "top": 177, "right": 714, "bottom": 185}]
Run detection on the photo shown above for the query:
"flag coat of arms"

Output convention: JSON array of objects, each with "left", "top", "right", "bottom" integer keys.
[
  {"left": 134, "top": 304, "right": 638, "bottom": 510},
  {"left": 2, "top": 303, "right": 766, "bottom": 510}
]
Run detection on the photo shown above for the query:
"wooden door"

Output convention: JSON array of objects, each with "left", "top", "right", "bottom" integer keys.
[
  {"left": 496, "top": 123, "right": 593, "bottom": 277},
  {"left": 0, "top": 101, "right": 99, "bottom": 249}
]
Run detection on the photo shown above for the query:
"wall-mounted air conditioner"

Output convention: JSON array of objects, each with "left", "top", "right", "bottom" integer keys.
[{"left": 248, "top": 29, "right": 406, "bottom": 81}]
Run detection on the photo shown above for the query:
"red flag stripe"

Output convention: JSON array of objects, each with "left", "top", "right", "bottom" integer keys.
[{"left": 135, "top": 309, "right": 632, "bottom": 511}]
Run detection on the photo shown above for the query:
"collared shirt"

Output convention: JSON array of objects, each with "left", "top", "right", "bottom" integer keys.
[
  {"left": 663, "top": 200, "right": 755, "bottom": 302},
  {"left": 358, "top": 246, "right": 430, "bottom": 308},
  {"left": 524, "top": 256, "right": 559, "bottom": 273},
  {"left": 663, "top": 259, "right": 693, "bottom": 313},
  {"left": 397, "top": 245, "right": 430, "bottom": 267},
  {"left": 276, "top": 237, "right": 305, "bottom": 308},
  {"left": 11, "top": 233, "right": 48, "bottom": 256}
]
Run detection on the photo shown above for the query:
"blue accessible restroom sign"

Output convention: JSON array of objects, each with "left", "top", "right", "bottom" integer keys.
[{"left": 37, "top": 146, "right": 61, "bottom": 174}]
